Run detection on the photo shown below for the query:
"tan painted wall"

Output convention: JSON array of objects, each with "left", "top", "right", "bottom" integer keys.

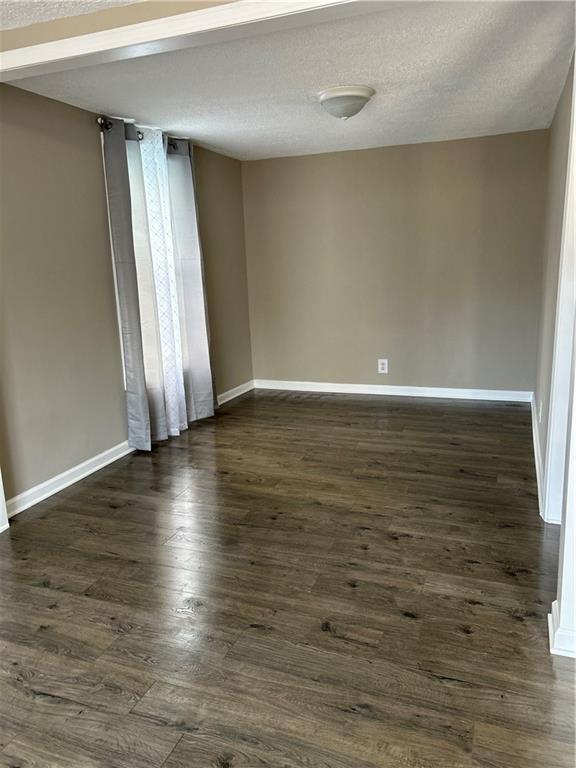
[
  {"left": 195, "top": 146, "right": 253, "bottom": 394},
  {"left": 242, "top": 131, "right": 549, "bottom": 391},
  {"left": 0, "top": 1, "right": 232, "bottom": 51},
  {"left": 0, "top": 84, "right": 127, "bottom": 499},
  {"left": 0, "top": 80, "right": 559, "bottom": 501},
  {"left": 535, "top": 63, "right": 573, "bottom": 455},
  {"left": 0, "top": 87, "right": 252, "bottom": 500}
]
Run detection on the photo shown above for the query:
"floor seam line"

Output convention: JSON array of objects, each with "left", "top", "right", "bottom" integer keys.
[{"left": 159, "top": 733, "right": 184, "bottom": 767}]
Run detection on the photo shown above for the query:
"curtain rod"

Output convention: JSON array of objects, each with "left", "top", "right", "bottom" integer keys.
[{"left": 97, "top": 115, "right": 192, "bottom": 142}]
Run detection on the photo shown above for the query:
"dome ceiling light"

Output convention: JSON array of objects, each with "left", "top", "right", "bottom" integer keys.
[{"left": 318, "top": 85, "right": 376, "bottom": 120}]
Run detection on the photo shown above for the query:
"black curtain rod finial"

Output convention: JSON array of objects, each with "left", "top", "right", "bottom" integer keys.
[{"left": 97, "top": 116, "right": 113, "bottom": 131}]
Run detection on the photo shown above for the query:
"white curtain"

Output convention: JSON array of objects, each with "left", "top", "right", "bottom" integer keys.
[
  {"left": 121, "top": 126, "right": 214, "bottom": 445},
  {"left": 167, "top": 141, "right": 215, "bottom": 422}
]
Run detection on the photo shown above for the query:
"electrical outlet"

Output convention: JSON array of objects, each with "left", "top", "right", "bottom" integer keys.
[{"left": 378, "top": 358, "right": 388, "bottom": 374}]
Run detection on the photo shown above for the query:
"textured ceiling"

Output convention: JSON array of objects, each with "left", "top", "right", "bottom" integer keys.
[
  {"left": 12, "top": 1, "right": 575, "bottom": 160},
  {"left": 0, "top": 0, "right": 138, "bottom": 30}
]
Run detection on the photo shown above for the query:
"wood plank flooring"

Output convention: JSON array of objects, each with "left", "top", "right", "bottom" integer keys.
[{"left": 0, "top": 390, "right": 573, "bottom": 767}]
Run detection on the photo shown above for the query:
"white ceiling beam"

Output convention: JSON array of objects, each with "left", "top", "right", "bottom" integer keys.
[{"left": 0, "top": 0, "right": 369, "bottom": 83}]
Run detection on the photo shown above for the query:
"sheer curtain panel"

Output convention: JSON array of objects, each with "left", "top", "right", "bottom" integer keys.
[
  {"left": 167, "top": 139, "right": 215, "bottom": 423},
  {"left": 100, "top": 119, "right": 214, "bottom": 449}
]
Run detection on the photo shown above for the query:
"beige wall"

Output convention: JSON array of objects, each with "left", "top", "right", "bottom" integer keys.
[
  {"left": 0, "top": 84, "right": 127, "bottom": 499},
  {"left": 195, "top": 147, "right": 253, "bottom": 394},
  {"left": 0, "top": 88, "right": 253, "bottom": 501},
  {"left": 0, "top": 79, "right": 563, "bottom": 500},
  {"left": 242, "top": 131, "right": 549, "bottom": 390},
  {"left": 535, "top": 63, "right": 573, "bottom": 454}
]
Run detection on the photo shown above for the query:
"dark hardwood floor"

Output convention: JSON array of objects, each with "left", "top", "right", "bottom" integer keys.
[{"left": 0, "top": 391, "right": 573, "bottom": 767}]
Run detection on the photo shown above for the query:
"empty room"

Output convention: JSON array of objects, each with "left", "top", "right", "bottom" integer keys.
[{"left": 0, "top": 0, "right": 575, "bottom": 766}]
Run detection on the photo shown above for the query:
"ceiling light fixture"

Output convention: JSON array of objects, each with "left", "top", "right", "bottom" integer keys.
[{"left": 318, "top": 85, "right": 375, "bottom": 120}]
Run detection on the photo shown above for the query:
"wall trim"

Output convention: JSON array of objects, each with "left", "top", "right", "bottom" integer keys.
[
  {"left": 542, "top": 62, "right": 576, "bottom": 530},
  {"left": 6, "top": 441, "right": 133, "bottom": 521},
  {"left": 549, "top": 599, "right": 576, "bottom": 658},
  {"left": 531, "top": 394, "right": 547, "bottom": 522},
  {"left": 217, "top": 380, "right": 255, "bottom": 405},
  {"left": 0, "top": 0, "right": 361, "bottom": 83},
  {"left": 0, "top": 467, "right": 8, "bottom": 533},
  {"left": 253, "top": 379, "right": 533, "bottom": 402}
]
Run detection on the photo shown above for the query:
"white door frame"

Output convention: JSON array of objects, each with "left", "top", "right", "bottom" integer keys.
[
  {"left": 548, "top": 63, "right": 576, "bottom": 657},
  {"left": 543, "top": 63, "right": 575, "bottom": 526},
  {"left": 0, "top": 468, "right": 8, "bottom": 534},
  {"left": 549, "top": 314, "right": 576, "bottom": 656}
]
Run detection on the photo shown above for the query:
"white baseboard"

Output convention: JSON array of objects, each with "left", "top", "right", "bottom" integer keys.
[
  {"left": 548, "top": 600, "right": 576, "bottom": 658},
  {"left": 253, "top": 379, "right": 533, "bottom": 402},
  {"left": 531, "top": 394, "right": 547, "bottom": 522},
  {"left": 6, "top": 441, "right": 133, "bottom": 521},
  {"left": 217, "top": 380, "right": 255, "bottom": 406},
  {"left": 0, "top": 522, "right": 9, "bottom": 534}
]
